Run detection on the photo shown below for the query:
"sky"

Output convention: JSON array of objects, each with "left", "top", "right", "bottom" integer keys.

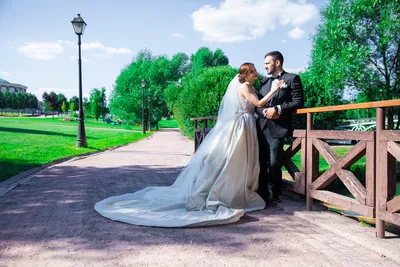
[{"left": 0, "top": 0, "right": 329, "bottom": 101}]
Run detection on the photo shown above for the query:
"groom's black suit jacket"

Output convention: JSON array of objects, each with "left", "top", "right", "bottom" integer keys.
[{"left": 255, "top": 70, "right": 304, "bottom": 138}]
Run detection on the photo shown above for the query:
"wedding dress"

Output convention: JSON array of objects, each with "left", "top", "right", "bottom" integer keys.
[{"left": 95, "top": 75, "right": 265, "bottom": 227}]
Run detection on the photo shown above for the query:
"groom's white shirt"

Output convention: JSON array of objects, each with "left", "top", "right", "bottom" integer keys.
[{"left": 272, "top": 71, "right": 283, "bottom": 114}]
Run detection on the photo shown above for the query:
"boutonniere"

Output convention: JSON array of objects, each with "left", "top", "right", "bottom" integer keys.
[{"left": 280, "top": 82, "right": 288, "bottom": 88}]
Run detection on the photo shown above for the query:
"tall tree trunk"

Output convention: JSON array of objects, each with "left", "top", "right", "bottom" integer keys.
[{"left": 387, "top": 107, "right": 394, "bottom": 129}]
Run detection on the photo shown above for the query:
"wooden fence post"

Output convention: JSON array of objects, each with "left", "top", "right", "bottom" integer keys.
[
  {"left": 376, "top": 107, "right": 385, "bottom": 238},
  {"left": 306, "top": 112, "right": 314, "bottom": 211}
]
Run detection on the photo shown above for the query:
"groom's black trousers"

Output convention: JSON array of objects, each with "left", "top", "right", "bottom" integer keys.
[{"left": 257, "top": 125, "right": 285, "bottom": 199}]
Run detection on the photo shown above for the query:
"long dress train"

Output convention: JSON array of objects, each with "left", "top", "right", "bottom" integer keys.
[{"left": 95, "top": 77, "right": 265, "bottom": 227}]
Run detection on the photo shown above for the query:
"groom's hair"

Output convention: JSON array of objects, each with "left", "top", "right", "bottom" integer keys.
[{"left": 264, "top": 51, "right": 284, "bottom": 66}]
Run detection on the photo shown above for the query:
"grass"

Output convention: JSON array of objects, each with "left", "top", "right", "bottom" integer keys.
[
  {"left": 0, "top": 116, "right": 156, "bottom": 182},
  {"left": 158, "top": 119, "right": 179, "bottom": 128}
]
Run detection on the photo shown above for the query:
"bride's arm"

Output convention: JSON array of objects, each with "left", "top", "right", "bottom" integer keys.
[{"left": 239, "top": 81, "right": 283, "bottom": 107}]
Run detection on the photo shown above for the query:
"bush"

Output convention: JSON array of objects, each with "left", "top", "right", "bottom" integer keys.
[{"left": 164, "top": 65, "right": 237, "bottom": 137}]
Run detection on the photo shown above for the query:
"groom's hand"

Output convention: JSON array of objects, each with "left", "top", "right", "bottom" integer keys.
[{"left": 264, "top": 107, "right": 280, "bottom": 119}]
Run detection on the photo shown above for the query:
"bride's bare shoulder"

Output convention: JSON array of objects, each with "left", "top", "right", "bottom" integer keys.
[{"left": 239, "top": 82, "right": 251, "bottom": 92}]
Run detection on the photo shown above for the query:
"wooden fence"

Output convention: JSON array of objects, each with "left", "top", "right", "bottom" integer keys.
[{"left": 191, "top": 99, "right": 400, "bottom": 238}]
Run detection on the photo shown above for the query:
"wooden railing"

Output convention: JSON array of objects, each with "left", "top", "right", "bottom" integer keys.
[
  {"left": 191, "top": 99, "right": 400, "bottom": 238},
  {"left": 190, "top": 116, "right": 217, "bottom": 152}
]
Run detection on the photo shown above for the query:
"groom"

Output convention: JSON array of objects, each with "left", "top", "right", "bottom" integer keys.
[{"left": 255, "top": 51, "right": 304, "bottom": 203}]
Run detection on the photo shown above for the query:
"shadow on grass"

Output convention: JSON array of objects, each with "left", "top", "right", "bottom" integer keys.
[
  {"left": 0, "top": 126, "right": 75, "bottom": 138},
  {"left": 0, "top": 126, "right": 99, "bottom": 139},
  {"left": 0, "top": 160, "right": 40, "bottom": 182}
]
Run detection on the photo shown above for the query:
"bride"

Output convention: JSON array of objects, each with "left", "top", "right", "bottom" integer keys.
[{"left": 95, "top": 63, "right": 284, "bottom": 227}]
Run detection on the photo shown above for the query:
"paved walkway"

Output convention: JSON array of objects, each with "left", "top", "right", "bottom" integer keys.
[{"left": 0, "top": 129, "right": 399, "bottom": 267}]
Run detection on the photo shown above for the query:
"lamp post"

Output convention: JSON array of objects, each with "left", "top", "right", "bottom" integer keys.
[
  {"left": 141, "top": 79, "right": 146, "bottom": 134},
  {"left": 71, "top": 14, "right": 87, "bottom": 148},
  {"left": 147, "top": 96, "right": 151, "bottom": 131}
]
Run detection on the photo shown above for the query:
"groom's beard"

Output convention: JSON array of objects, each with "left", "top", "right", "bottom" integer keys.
[{"left": 266, "top": 66, "right": 276, "bottom": 76}]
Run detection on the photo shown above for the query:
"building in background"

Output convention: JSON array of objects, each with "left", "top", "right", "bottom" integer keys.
[{"left": 0, "top": 78, "right": 27, "bottom": 93}]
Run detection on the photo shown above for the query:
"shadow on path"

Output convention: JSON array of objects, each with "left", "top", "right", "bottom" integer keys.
[{"left": 0, "top": 164, "right": 298, "bottom": 256}]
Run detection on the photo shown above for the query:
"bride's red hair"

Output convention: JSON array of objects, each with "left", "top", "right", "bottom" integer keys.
[{"left": 238, "top": 62, "right": 255, "bottom": 83}]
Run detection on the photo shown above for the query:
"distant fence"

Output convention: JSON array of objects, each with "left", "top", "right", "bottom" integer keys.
[{"left": 191, "top": 99, "right": 400, "bottom": 238}]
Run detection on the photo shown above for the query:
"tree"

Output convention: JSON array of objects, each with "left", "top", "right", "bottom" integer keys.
[
  {"left": 42, "top": 91, "right": 58, "bottom": 119},
  {"left": 70, "top": 102, "right": 76, "bottom": 114},
  {"left": 61, "top": 101, "right": 68, "bottom": 114},
  {"left": 83, "top": 97, "right": 90, "bottom": 115},
  {"left": 69, "top": 96, "right": 79, "bottom": 114},
  {"left": 110, "top": 49, "right": 189, "bottom": 127},
  {"left": 0, "top": 92, "right": 4, "bottom": 115},
  {"left": 306, "top": 0, "right": 400, "bottom": 128},
  {"left": 189, "top": 47, "right": 229, "bottom": 73},
  {"left": 89, "top": 87, "right": 107, "bottom": 121},
  {"left": 164, "top": 65, "right": 237, "bottom": 137},
  {"left": 57, "top": 93, "right": 67, "bottom": 114}
]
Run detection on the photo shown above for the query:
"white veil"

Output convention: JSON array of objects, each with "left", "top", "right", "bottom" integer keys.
[
  {"left": 190, "top": 74, "right": 241, "bottom": 154},
  {"left": 216, "top": 74, "right": 241, "bottom": 124},
  {"left": 171, "top": 74, "right": 242, "bottom": 189}
]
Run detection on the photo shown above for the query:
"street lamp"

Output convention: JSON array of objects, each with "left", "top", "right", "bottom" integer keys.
[
  {"left": 147, "top": 96, "right": 151, "bottom": 131},
  {"left": 141, "top": 79, "right": 146, "bottom": 134},
  {"left": 71, "top": 14, "right": 87, "bottom": 148}
]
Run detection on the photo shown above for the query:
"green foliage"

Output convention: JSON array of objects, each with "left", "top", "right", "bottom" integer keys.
[
  {"left": 61, "top": 101, "right": 67, "bottom": 113},
  {"left": 189, "top": 47, "right": 229, "bottom": 73},
  {"left": 83, "top": 97, "right": 90, "bottom": 114},
  {"left": 0, "top": 91, "right": 37, "bottom": 111},
  {"left": 165, "top": 65, "right": 237, "bottom": 137},
  {"left": 57, "top": 93, "right": 67, "bottom": 113},
  {"left": 69, "top": 102, "right": 76, "bottom": 113},
  {"left": 109, "top": 49, "right": 189, "bottom": 126},
  {"left": 69, "top": 96, "right": 79, "bottom": 112},
  {"left": 305, "top": 0, "right": 400, "bottom": 128},
  {"left": 42, "top": 91, "right": 58, "bottom": 112},
  {"left": 89, "top": 87, "right": 107, "bottom": 121}
]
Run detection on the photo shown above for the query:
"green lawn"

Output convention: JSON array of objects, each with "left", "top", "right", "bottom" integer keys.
[
  {"left": 0, "top": 117, "right": 152, "bottom": 182},
  {"left": 158, "top": 119, "right": 179, "bottom": 128}
]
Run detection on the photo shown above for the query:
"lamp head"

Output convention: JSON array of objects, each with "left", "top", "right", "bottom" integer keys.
[{"left": 71, "top": 14, "right": 87, "bottom": 35}]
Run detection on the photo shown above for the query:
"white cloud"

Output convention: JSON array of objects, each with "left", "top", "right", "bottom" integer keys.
[
  {"left": 81, "top": 42, "right": 132, "bottom": 55},
  {"left": 0, "top": 71, "right": 12, "bottom": 77},
  {"left": 17, "top": 40, "right": 131, "bottom": 60},
  {"left": 17, "top": 42, "right": 64, "bottom": 60},
  {"left": 192, "top": 0, "right": 318, "bottom": 43},
  {"left": 285, "top": 66, "right": 307, "bottom": 74},
  {"left": 93, "top": 54, "right": 110, "bottom": 58},
  {"left": 57, "top": 40, "right": 75, "bottom": 46},
  {"left": 69, "top": 55, "right": 90, "bottom": 62},
  {"left": 170, "top": 32, "right": 184, "bottom": 39},
  {"left": 287, "top": 26, "right": 305, "bottom": 39},
  {"left": 281, "top": 39, "right": 287, "bottom": 43}
]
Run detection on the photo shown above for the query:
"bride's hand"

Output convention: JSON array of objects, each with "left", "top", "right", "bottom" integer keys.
[{"left": 271, "top": 80, "right": 284, "bottom": 92}]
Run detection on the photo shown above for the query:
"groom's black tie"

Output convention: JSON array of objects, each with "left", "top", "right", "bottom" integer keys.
[{"left": 271, "top": 74, "right": 282, "bottom": 80}]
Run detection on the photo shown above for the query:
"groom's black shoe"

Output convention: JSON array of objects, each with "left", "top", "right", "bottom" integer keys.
[{"left": 271, "top": 195, "right": 282, "bottom": 204}]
